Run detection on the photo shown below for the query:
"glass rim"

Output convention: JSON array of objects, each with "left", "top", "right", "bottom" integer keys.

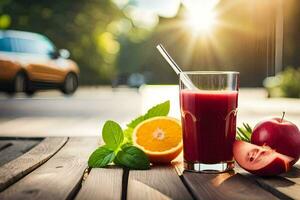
[{"left": 179, "top": 71, "right": 239, "bottom": 75}]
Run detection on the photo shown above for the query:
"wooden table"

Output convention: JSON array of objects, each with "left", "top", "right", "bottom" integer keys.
[{"left": 0, "top": 137, "right": 300, "bottom": 200}]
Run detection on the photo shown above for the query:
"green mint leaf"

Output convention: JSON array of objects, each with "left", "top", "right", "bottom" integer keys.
[
  {"left": 144, "top": 100, "right": 170, "bottom": 119},
  {"left": 123, "top": 127, "right": 134, "bottom": 142},
  {"left": 127, "top": 116, "right": 144, "bottom": 129},
  {"left": 116, "top": 146, "right": 150, "bottom": 170},
  {"left": 127, "top": 100, "right": 170, "bottom": 129},
  {"left": 121, "top": 142, "right": 132, "bottom": 149},
  {"left": 113, "top": 156, "right": 122, "bottom": 166},
  {"left": 102, "top": 120, "right": 124, "bottom": 150},
  {"left": 88, "top": 147, "right": 115, "bottom": 168}
]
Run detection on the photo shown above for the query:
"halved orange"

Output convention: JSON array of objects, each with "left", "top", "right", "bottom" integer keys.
[{"left": 132, "top": 116, "right": 183, "bottom": 163}]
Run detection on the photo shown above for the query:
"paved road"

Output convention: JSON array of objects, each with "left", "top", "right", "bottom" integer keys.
[
  {"left": 0, "top": 86, "right": 299, "bottom": 137},
  {"left": 0, "top": 87, "right": 142, "bottom": 136}
]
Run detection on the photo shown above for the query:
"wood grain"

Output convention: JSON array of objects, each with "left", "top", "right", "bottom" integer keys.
[
  {"left": 75, "top": 167, "right": 123, "bottom": 200},
  {"left": 0, "top": 137, "right": 97, "bottom": 200},
  {"left": 236, "top": 165, "right": 300, "bottom": 200},
  {"left": 281, "top": 166, "right": 300, "bottom": 186},
  {"left": 127, "top": 166, "right": 193, "bottom": 200},
  {"left": 285, "top": 161, "right": 300, "bottom": 183},
  {"left": 0, "top": 141, "right": 12, "bottom": 151},
  {"left": 183, "top": 171, "right": 278, "bottom": 200},
  {"left": 0, "top": 139, "right": 40, "bottom": 166},
  {"left": 0, "top": 137, "right": 67, "bottom": 191},
  {"left": 251, "top": 175, "right": 299, "bottom": 200}
]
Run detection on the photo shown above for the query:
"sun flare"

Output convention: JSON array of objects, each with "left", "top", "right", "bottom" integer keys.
[{"left": 185, "top": 8, "right": 217, "bottom": 34}]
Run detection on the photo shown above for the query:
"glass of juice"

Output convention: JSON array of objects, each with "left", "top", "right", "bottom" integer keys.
[{"left": 179, "top": 71, "right": 239, "bottom": 173}]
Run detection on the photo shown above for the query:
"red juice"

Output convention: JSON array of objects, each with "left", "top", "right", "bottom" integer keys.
[{"left": 180, "top": 90, "right": 238, "bottom": 164}]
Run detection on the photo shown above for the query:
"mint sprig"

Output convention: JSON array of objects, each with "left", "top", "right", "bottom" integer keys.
[
  {"left": 116, "top": 146, "right": 150, "bottom": 170},
  {"left": 88, "top": 120, "right": 149, "bottom": 169},
  {"left": 127, "top": 100, "right": 170, "bottom": 129},
  {"left": 88, "top": 100, "right": 170, "bottom": 170},
  {"left": 124, "top": 100, "right": 170, "bottom": 142},
  {"left": 127, "top": 116, "right": 145, "bottom": 129}
]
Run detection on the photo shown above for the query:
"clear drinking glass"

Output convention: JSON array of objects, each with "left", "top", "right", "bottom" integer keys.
[{"left": 179, "top": 71, "right": 239, "bottom": 173}]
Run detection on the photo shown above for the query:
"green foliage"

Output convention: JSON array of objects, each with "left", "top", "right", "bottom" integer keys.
[
  {"left": 279, "top": 68, "right": 300, "bottom": 98},
  {"left": 0, "top": 0, "right": 123, "bottom": 84},
  {"left": 127, "top": 100, "right": 170, "bottom": 128},
  {"left": 144, "top": 100, "right": 170, "bottom": 118},
  {"left": 127, "top": 116, "right": 145, "bottom": 129},
  {"left": 102, "top": 120, "right": 124, "bottom": 150},
  {"left": 264, "top": 67, "right": 300, "bottom": 98},
  {"left": 116, "top": 146, "right": 150, "bottom": 170},
  {"left": 88, "top": 146, "right": 115, "bottom": 167},
  {"left": 125, "top": 100, "right": 170, "bottom": 141},
  {"left": 2, "top": 1, "right": 297, "bottom": 87},
  {"left": 0, "top": 14, "right": 11, "bottom": 28},
  {"left": 88, "top": 100, "right": 170, "bottom": 169},
  {"left": 88, "top": 120, "right": 149, "bottom": 169},
  {"left": 236, "top": 123, "right": 252, "bottom": 142},
  {"left": 123, "top": 127, "right": 134, "bottom": 144}
]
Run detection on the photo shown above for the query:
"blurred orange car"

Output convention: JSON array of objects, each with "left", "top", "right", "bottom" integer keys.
[{"left": 0, "top": 30, "right": 79, "bottom": 95}]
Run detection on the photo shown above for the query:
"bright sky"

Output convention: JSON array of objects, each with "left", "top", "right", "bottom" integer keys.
[{"left": 112, "top": 0, "right": 220, "bottom": 30}]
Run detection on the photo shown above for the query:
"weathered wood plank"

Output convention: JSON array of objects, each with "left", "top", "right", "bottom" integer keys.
[
  {"left": 252, "top": 175, "right": 299, "bottom": 200},
  {"left": 75, "top": 167, "right": 123, "bottom": 200},
  {"left": 0, "top": 137, "right": 67, "bottom": 191},
  {"left": 281, "top": 166, "right": 300, "bottom": 185},
  {"left": 183, "top": 171, "right": 278, "bottom": 200},
  {"left": 127, "top": 166, "right": 193, "bottom": 200},
  {"left": 0, "top": 141, "right": 12, "bottom": 151},
  {"left": 236, "top": 165, "right": 300, "bottom": 200},
  {"left": 283, "top": 161, "right": 300, "bottom": 183},
  {"left": 0, "top": 139, "right": 40, "bottom": 166},
  {"left": 0, "top": 137, "right": 98, "bottom": 200}
]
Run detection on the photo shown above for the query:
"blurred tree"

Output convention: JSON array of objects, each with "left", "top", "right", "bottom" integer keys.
[
  {"left": 0, "top": 0, "right": 123, "bottom": 84},
  {"left": 116, "top": 0, "right": 281, "bottom": 87},
  {"left": 1, "top": 0, "right": 296, "bottom": 87},
  {"left": 283, "top": 0, "right": 300, "bottom": 69}
]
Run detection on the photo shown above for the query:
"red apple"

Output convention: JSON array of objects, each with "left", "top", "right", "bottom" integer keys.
[
  {"left": 233, "top": 140, "right": 293, "bottom": 176},
  {"left": 251, "top": 116, "right": 300, "bottom": 164}
]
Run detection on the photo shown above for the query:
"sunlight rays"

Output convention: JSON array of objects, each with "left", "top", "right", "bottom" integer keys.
[
  {"left": 185, "top": 8, "right": 217, "bottom": 34},
  {"left": 153, "top": 0, "right": 259, "bottom": 71}
]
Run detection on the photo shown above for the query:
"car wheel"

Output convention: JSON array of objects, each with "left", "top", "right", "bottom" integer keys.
[
  {"left": 25, "top": 79, "right": 35, "bottom": 97},
  {"left": 61, "top": 73, "right": 78, "bottom": 95},
  {"left": 25, "top": 89, "right": 35, "bottom": 97},
  {"left": 13, "top": 72, "right": 26, "bottom": 93}
]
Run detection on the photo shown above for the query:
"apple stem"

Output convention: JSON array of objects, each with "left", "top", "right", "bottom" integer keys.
[{"left": 281, "top": 111, "right": 286, "bottom": 123}]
